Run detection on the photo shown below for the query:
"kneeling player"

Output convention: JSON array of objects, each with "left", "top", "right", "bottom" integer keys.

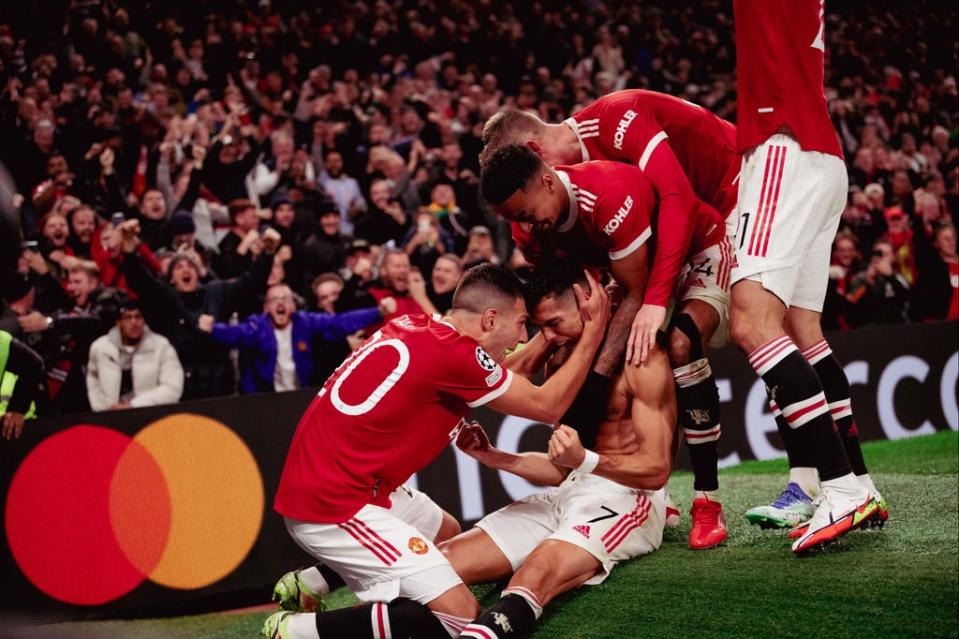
[
  {"left": 440, "top": 264, "right": 676, "bottom": 639},
  {"left": 271, "top": 484, "right": 462, "bottom": 613}
]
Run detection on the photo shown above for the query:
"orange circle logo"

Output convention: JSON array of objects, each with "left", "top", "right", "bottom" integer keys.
[
  {"left": 408, "top": 537, "right": 428, "bottom": 555},
  {"left": 5, "top": 416, "right": 264, "bottom": 604}
]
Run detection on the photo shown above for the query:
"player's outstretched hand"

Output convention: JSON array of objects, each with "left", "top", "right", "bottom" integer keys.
[
  {"left": 455, "top": 420, "right": 491, "bottom": 458},
  {"left": 548, "top": 424, "right": 586, "bottom": 468},
  {"left": 573, "top": 270, "right": 611, "bottom": 330},
  {"left": 627, "top": 303, "right": 666, "bottom": 366}
]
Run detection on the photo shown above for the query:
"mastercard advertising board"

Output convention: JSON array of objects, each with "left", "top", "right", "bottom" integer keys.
[{"left": 0, "top": 391, "right": 317, "bottom": 622}]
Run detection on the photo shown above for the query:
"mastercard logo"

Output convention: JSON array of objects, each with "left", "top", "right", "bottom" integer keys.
[{"left": 5, "top": 414, "right": 264, "bottom": 605}]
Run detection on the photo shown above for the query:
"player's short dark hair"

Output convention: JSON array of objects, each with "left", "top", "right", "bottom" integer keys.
[
  {"left": 452, "top": 263, "right": 526, "bottom": 314},
  {"left": 480, "top": 144, "right": 546, "bottom": 206},
  {"left": 524, "top": 259, "right": 587, "bottom": 311}
]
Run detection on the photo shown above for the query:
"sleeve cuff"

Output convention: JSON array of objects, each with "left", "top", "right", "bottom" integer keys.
[
  {"left": 466, "top": 368, "right": 514, "bottom": 408},
  {"left": 608, "top": 226, "right": 652, "bottom": 260}
]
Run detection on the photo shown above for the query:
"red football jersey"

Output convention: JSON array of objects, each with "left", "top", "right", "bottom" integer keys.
[
  {"left": 566, "top": 89, "right": 740, "bottom": 218},
  {"left": 511, "top": 220, "right": 610, "bottom": 269},
  {"left": 274, "top": 314, "right": 513, "bottom": 523},
  {"left": 555, "top": 162, "right": 724, "bottom": 306},
  {"left": 734, "top": 0, "right": 843, "bottom": 158}
]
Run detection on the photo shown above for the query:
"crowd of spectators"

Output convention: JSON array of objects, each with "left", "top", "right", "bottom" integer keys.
[{"left": 0, "top": 0, "right": 955, "bottom": 422}]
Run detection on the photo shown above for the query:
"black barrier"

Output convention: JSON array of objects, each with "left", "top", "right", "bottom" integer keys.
[{"left": 1, "top": 321, "right": 956, "bottom": 622}]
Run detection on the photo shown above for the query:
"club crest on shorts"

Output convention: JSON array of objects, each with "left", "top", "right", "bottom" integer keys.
[
  {"left": 475, "top": 347, "right": 497, "bottom": 371},
  {"left": 408, "top": 537, "right": 428, "bottom": 555}
]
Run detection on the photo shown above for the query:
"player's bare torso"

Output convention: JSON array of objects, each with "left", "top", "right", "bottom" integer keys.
[{"left": 593, "top": 372, "right": 642, "bottom": 458}]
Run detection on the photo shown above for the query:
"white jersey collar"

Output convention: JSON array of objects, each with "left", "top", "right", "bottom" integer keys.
[
  {"left": 555, "top": 169, "right": 579, "bottom": 234},
  {"left": 563, "top": 117, "right": 590, "bottom": 162}
]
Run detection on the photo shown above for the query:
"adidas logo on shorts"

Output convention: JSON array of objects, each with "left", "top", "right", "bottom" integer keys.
[{"left": 573, "top": 525, "right": 591, "bottom": 539}]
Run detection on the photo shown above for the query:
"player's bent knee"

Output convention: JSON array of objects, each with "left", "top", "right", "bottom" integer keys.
[
  {"left": 729, "top": 313, "right": 761, "bottom": 353},
  {"left": 511, "top": 541, "right": 602, "bottom": 605},
  {"left": 437, "top": 531, "right": 466, "bottom": 561},
  {"left": 511, "top": 557, "right": 552, "bottom": 596},
  {"left": 428, "top": 583, "right": 481, "bottom": 619},
  {"left": 510, "top": 543, "right": 571, "bottom": 597},
  {"left": 668, "top": 328, "right": 693, "bottom": 366},
  {"left": 434, "top": 511, "right": 461, "bottom": 544}
]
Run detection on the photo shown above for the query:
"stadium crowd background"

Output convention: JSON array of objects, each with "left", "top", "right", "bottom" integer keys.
[{"left": 0, "top": 0, "right": 956, "bottom": 419}]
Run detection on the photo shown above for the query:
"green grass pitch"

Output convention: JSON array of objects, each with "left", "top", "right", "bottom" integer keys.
[{"left": 36, "top": 431, "right": 959, "bottom": 639}]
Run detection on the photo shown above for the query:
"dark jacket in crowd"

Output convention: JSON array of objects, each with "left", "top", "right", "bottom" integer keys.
[
  {"left": 353, "top": 206, "right": 410, "bottom": 246},
  {"left": 847, "top": 271, "right": 911, "bottom": 326},
  {"left": 911, "top": 225, "right": 954, "bottom": 321},
  {"left": 45, "top": 287, "right": 124, "bottom": 415},
  {"left": 214, "top": 231, "right": 253, "bottom": 281},
  {"left": 201, "top": 136, "right": 261, "bottom": 203},
  {"left": 301, "top": 231, "right": 351, "bottom": 287},
  {"left": 122, "top": 248, "right": 272, "bottom": 400}
]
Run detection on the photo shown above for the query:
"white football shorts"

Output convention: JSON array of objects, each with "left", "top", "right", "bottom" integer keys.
[
  {"left": 283, "top": 485, "right": 459, "bottom": 605},
  {"left": 731, "top": 132, "right": 848, "bottom": 311},
  {"left": 476, "top": 472, "right": 666, "bottom": 585}
]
